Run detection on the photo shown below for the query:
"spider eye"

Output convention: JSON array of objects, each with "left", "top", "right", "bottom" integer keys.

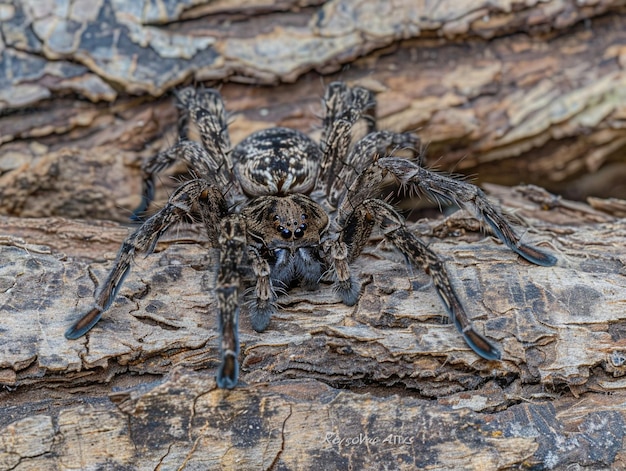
[
  {"left": 280, "top": 228, "right": 292, "bottom": 239},
  {"left": 294, "top": 228, "right": 304, "bottom": 238}
]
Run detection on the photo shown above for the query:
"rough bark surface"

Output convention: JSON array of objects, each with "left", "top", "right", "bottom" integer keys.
[
  {"left": 2, "top": 0, "right": 626, "bottom": 224},
  {"left": 2, "top": 184, "right": 626, "bottom": 469},
  {"left": 2, "top": 1, "right": 626, "bottom": 470}
]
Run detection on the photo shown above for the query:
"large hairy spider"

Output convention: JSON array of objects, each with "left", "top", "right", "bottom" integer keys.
[{"left": 66, "top": 82, "right": 556, "bottom": 389}]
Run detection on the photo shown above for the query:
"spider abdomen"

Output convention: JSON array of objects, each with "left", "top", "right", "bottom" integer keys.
[{"left": 232, "top": 127, "right": 321, "bottom": 196}]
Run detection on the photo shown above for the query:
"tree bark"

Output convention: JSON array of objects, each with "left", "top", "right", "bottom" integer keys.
[
  {"left": 2, "top": 1, "right": 626, "bottom": 223},
  {"left": 2, "top": 1, "right": 626, "bottom": 469},
  {"left": 2, "top": 184, "right": 626, "bottom": 469}
]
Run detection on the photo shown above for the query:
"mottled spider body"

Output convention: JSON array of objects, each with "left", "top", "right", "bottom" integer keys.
[
  {"left": 66, "top": 82, "right": 556, "bottom": 389},
  {"left": 233, "top": 127, "right": 321, "bottom": 195}
]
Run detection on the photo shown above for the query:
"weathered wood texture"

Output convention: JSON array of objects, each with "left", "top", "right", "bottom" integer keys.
[
  {"left": 2, "top": 184, "right": 626, "bottom": 469},
  {"left": 2, "top": 1, "right": 626, "bottom": 469},
  {"left": 2, "top": 1, "right": 626, "bottom": 225}
]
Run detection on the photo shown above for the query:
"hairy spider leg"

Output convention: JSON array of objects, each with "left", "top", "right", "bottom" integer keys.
[
  {"left": 327, "top": 130, "right": 420, "bottom": 209},
  {"left": 326, "top": 238, "right": 361, "bottom": 306},
  {"left": 246, "top": 246, "right": 277, "bottom": 332},
  {"left": 131, "top": 141, "right": 221, "bottom": 220},
  {"left": 65, "top": 182, "right": 228, "bottom": 338},
  {"left": 330, "top": 133, "right": 556, "bottom": 358},
  {"left": 132, "top": 88, "right": 235, "bottom": 221},
  {"left": 338, "top": 199, "right": 501, "bottom": 360},
  {"left": 376, "top": 158, "right": 557, "bottom": 267},
  {"left": 319, "top": 82, "right": 377, "bottom": 194},
  {"left": 215, "top": 215, "right": 247, "bottom": 389}
]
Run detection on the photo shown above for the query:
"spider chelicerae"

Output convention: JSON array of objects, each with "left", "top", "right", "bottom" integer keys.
[{"left": 66, "top": 81, "right": 556, "bottom": 389}]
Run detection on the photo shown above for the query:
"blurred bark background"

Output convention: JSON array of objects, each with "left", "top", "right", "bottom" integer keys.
[{"left": 1, "top": 1, "right": 626, "bottom": 469}]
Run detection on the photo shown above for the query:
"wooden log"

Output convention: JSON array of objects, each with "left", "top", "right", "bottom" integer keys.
[
  {"left": 2, "top": 1, "right": 626, "bottom": 468},
  {"left": 2, "top": 0, "right": 623, "bottom": 102},
  {"left": 2, "top": 184, "right": 626, "bottom": 468},
  {"left": 2, "top": 2, "right": 626, "bottom": 224}
]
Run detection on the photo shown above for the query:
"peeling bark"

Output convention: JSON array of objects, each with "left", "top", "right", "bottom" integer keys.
[
  {"left": 2, "top": 0, "right": 622, "bottom": 102},
  {"left": 2, "top": 1, "right": 626, "bottom": 469},
  {"left": 2, "top": 2, "right": 626, "bottom": 223},
  {"left": 1, "top": 184, "right": 626, "bottom": 468}
]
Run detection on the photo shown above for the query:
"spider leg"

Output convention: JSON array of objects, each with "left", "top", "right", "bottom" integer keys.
[
  {"left": 338, "top": 155, "right": 556, "bottom": 267},
  {"left": 132, "top": 87, "right": 234, "bottom": 220},
  {"left": 66, "top": 181, "right": 227, "bottom": 338},
  {"left": 246, "top": 247, "right": 276, "bottom": 332},
  {"left": 215, "top": 215, "right": 247, "bottom": 389},
  {"left": 328, "top": 130, "right": 420, "bottom": 208},
  {"left": 340, "top": 199, "right": 501, "bottom": 360},
  {"left": 319, "top": 82, "right": 377, "bottom": 193},
  {"left": 132, "top": 140, "right": 229, "bottom": 220},
  {"left": 377, "top": 158, "right": 557, "bottom": 267},
  {"left": 326, "top": 238, "right": 361, "bottom": 306}
]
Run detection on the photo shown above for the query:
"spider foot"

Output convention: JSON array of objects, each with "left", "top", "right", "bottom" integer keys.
[
  {"left": 65, "top": 306, "right": 103, "bottom": 339},
  {"left": 130, "top": 174, "right": 156, "bottom": 222},
  {"left": 434, "top": 288, "right": 502, "bottom": 361},
  {"left": 462, "top": 327, "right": 501, "bottom": 361},
  {"left": 216, "top": 352, "right": 239, "bottom": 389},
  {"left": 249, "top": 302, "right": 277, "bottom": 332},
  {"left": 335, "top": 278, "right": 361, "bottom": 306},
  {"left": 513, "top": 242, "right": 557, "bottom": 267},
  {"left": 482, "top": 205, "right": 557, "bottom": 267}
]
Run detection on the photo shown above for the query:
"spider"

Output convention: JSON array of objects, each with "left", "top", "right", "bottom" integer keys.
[{"left": 66, "top": 81, "right": 556, "bottom": 389}]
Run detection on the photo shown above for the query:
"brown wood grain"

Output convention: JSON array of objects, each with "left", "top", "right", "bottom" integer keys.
[
  {"left": 1, "top": 183, "right": 626, "bottom": 468},
  {"left": 2, "top": 3, "right": 626, "bottom": 223},
  {"left": 2, "top": 1, "right": 626, "bottom": 469}
]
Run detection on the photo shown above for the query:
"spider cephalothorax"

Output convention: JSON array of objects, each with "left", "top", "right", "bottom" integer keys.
[{"left": 66, "top": 82, "right": 556, "bottom": 389}]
